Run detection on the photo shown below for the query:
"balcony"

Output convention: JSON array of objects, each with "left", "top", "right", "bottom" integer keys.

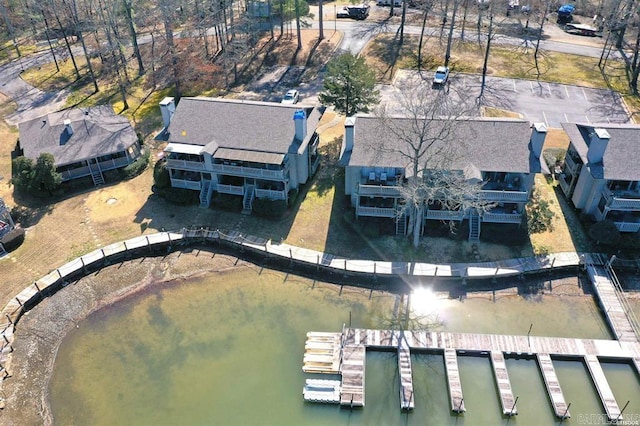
[
  {"left": 356, "top": 205, "right": 396, "bottom": 218},
  {"left": 215, "top": 183, "right": 244, "bottom": 196},
  {"left": 358, "top": 183, "right": 402, "bottom": 197},
  {"left": 425, "top": 209, "right": 464, "bottom": 220},
  {"left": 483, "top": 212, "right": 523, "bottom": 224},
  {"left": 603, "top": 187, "right": 640, "bottom": 211},
  {"left": 166, "top": 158, "right": 206, "bottom": 171},
  {"left": 255, "top": 188, "right": 287, "bottom": 200},
  {"left": 170, "top": 178, "right": 201, "bottom": 190},
  {"left": 59, "top": 156, "right": 133, "bottom": 181},
  {"left": 212, "top": 163, "right": 287, "bottom": 180},
  {"left": 615, "top": 222, "right": 640, "bottom": 233},
  {"left": 481, "top": 181, "right": 528, "bottom": 202},
  {"left": 480, "top": 189, "right": 529, "bottom": 202},
  {"left": 563, "top": 153, "right": 581, "bottom": 176}
]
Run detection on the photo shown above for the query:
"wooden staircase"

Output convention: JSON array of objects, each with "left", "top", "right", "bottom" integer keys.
[
  {"left": 88, "top": 161, "right": 104, "bottom": 186},
  {"left": 242, "top": 185, "right": 255, "bottom": 214},
  {"left": 468, "top": 211, "right": 481, "bottom": 241},
  {"left": 199, "top": 180, "right": 214, "bottom": 208},
  {"left": 396, "top": 212, "right": 407, "bottom": 235}
]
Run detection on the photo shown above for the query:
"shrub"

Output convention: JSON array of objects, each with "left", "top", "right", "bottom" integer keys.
[
  {"left": 526, "top": 189, "right": 556, "bottom": 234},
  {"left": 11, "top": 153, "right": 62, "bottom": 196},
  {"left": 253, "top": 198, "right": 287, "bottom": 218},
  {"left": 543, "top": 148, "right": 565, "bottom": 171},
  {"left": 121, "top": 148, "right": 150, "bottom": 179},
  {"left": 0, "top": 227, "right": 25, "bottom": 252},
  {"left": 153, "top": 159, "right": 171, "bottom": 188},
  {"left": 213, "top": 193, "right": 242, "bottom": 211}
]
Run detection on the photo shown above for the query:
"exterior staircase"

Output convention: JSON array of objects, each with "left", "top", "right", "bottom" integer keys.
[
  {"left": 199, "top": 180, "right": 214, "bottom": 208},
  {"left": 88, "top": 162, "right": 105, "bottom": 186},
  {"left": 468, "top": 211, "right": 481, "bottom": 241},
  {"left": 242, "top": 184, "right": 255, "bottom": 215},
  {"left": 396, "top": 212, "right": 407, "bottom": 235}
]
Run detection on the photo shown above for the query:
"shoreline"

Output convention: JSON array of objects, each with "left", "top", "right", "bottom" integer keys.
[
  {"left": 0, "top": 246, "right": 605, "bottom": 425},
  {"left": 2, "top": 249, "right": 254, "bottom": 425}
]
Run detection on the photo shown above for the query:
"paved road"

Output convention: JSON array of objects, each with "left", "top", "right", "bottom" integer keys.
[{"left": 0, "top": 51, "right": 69, "bottom": 125}]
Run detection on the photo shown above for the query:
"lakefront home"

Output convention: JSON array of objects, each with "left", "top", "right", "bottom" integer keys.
[
  {"left": 559, "top": 123, "right": 640, "bottom": 233},
  {"left": 160, "top": 97, "right": 323, "bottom": 212},
  {"left": 17, "top": 106, "right": 142, "bottom": 186},
  {"left": 339, "top": 115, "right": 548, "bottom": 240}
]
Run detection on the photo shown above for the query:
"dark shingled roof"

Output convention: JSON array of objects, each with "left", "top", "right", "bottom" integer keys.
[
  {"left": 561, "top": 122, "right": 640, "bottom": 181},
  {"left": 18, "top": 106, "right": 138, "bottom": 167},
  {"left": 347, "top": 116, "right": 535, "bottom": 173},
  {"left": 166, "top": 97, "right": 322, "bottom": 155}
]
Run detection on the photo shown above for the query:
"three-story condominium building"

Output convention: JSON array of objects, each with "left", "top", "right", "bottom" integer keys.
[
  {"left": 559, "top": 123, "right": 640, "bottom": 233},
  {"left": 339, "top": 115, "right": 548, "bottom": 240},
  {"left": 160, "top": 97, "right": 323, "bottom": 212}
]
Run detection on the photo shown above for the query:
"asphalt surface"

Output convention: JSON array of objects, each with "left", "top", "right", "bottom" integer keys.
[{"left": 0, "top": 16, "right": 630, "bottom": 130}]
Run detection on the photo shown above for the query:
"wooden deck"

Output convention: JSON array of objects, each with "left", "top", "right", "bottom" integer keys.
[
  {"left": 584, "top": 354, "right": 622, "bottom": 421},
  {"left": 340, "top": 345, "right": 366, "bottom": 407},
  {"left": 490, "top": 351, "right": 517, "bottom": 416},
  {"left": 398, "top": 335, "right": 414, "bottom": 410},
  {"left": 444, "top": 349, "right": 465, "bottom": 413},
  {"left": 587, "top": 264, "right": 638, "bottom": 342},
  {"left": 536, "top": 353, "right": 570, "bottom": 419}
]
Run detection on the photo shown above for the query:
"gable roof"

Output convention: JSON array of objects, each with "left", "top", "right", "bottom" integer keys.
[
  {"left": 18, "top": 106, "right": 138, "bottom": 167},
  {"left": 346, "top": 116, "right": 535, "bottom": 174},
  {"left": 561, "top": 122, "right": 640, "bottom": 181},
  {"left": 166, "top": 97, "right": 322, "bottom": 157}
]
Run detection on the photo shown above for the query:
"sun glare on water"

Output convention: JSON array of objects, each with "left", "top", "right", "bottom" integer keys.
[{"left": 410, "top": 287, "right": 441, "bottom": 316}]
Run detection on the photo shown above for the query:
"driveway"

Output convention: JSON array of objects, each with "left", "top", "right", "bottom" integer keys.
[{"left": 0, "top": 51, "right": 69, "bottom": 125}]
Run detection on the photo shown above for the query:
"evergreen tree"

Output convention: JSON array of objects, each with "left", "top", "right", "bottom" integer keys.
[
  {"left": 31, "top": 153, "right": 62, "bottom": 195},
  {"left": 319, "top": 53, "right": 380, "bottom": 116}
]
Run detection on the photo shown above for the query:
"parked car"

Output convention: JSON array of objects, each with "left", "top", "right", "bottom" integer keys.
[
  {"left": 281, "top": 89, "right": 299, "bottom": 105},
  {"left": 433, "top": 66, "right": 450, "bottom": 86},
  {"left": 336, "top": 6, "right": 351, "bottom": 18},
  {"left": 337, "top": 4, "right": 370, "bottom": 19}
]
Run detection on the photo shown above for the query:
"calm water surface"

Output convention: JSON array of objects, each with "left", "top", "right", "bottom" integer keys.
[{"left": 50, "top": 267, "right": 640, "bottom": 425}]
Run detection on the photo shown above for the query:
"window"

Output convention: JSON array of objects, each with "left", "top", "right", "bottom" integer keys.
[{"left": 598, "top": 196, "right": 607, "bottom": 213}]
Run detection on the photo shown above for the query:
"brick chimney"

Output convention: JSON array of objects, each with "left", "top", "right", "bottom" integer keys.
[
  {"left": 294, "top": 109, "right": 307, "bottom": 141},
  {"left": 587, "top": 128, "right": 610, "bottom": 164},
  {"left": 529, "top": 122, "right": 547, "bottom": 158}
]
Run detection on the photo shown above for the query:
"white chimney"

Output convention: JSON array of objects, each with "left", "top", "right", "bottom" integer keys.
[
  {"left": 530, "top": 122, "right": 547, "bottom": 158},
  {"left": 293, "top": 109, "right": 307, "bottom": 141},
  {"left": 587, "top": 128, "right": 610, "bottom": 164},
  {"left": 159, "top": 97, "right": 176, "bottom": 129},
  {"left": 63, "top": 119, "right": 73, "bottom": 136},
  {"left": 343, "top": 116, "right": 356, "bottom": 155}
]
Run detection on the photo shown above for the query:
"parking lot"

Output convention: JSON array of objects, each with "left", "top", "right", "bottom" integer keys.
[{"left": 384, "top": 70, "right": 629, "bottom": 127}]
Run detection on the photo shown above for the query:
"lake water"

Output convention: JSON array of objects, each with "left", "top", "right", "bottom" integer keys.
[{"left": 49, "top": 267, "right": 640, "bottom": 425}]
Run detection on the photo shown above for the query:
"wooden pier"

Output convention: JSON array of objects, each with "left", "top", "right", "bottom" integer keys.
[
  {"left": 340, "top": 344, "right": 365, "bottom": 407},
  {"left": 398, "top": 334, "right": 414, "bottom": 410},
  {"left": 584, "top": 355, "right": 622, "bottom": 421},
  {"left": 444, "top": 349, "right": 465, "bottom": 413},
  {"left": 490, "top": 351, "right": 517, "bottom": 416},
  {"left": 587, "top": 264, "right": 638, "bottom": 342},
  {"left": 536, "top": 353, "right": 570, "bottom": 419}
]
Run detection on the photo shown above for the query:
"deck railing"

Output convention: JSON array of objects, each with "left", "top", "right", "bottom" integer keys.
[
  {"left": 212, "top": 163, "right": 287, "bottom": 179},
  {"left": 356, "top": 205, "right": 396, "bottom": 218},
  {"left": 255, "top": 188, "right": 287, "bottom": 200},
  {"left": 358, "top": 184, "right": 401, "bottom": 197},
  {"left": 166, "top": 158, "right": 206, "bottom": 171},
  {"left": 215, "top": 183, "right": 245, "bottom": 195},
  {"left": 483, "top": 212, "right": 523, "bottom": 223},
  {"left": 170, "top": 178, "right": 201, "bottom": 190},
  {"left": 603, "top": 187, "right": 640, "bottom": 211},
  {"left": 425, "top": 210, "right": 464, "bottom": 220}
]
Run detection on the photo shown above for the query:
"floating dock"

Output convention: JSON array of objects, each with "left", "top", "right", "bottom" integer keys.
[
  {"left": 302, "top": 332, "right": 341, "bottom": 374},
  {"left": 340, "top": 344, "right": 365, "bottom": 407},
  {"left": 444, "top": 349, "right": 465, "bottom": 413},
  {"left": 490, "top": 351, "right": 517, "bottom": 416},
  {"left": 303, "top": 379, "right": 341, "bottom": 404},
  {"left": 398, "top": 335, "right": 414, "bottom": 410},
  {"left": 536, "top": 353, "right": 570, "bottom": 419},
  {"left": 584, "top": 354, "right": 621, "bottom": 421}
]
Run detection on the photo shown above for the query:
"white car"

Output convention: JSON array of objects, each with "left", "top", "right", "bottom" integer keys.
[
  {"left": 433, "top": 66, "right": 450, "bottom": 86},
  {"left": 281, "top": 89, "right": 300, "bottom": 104}
]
